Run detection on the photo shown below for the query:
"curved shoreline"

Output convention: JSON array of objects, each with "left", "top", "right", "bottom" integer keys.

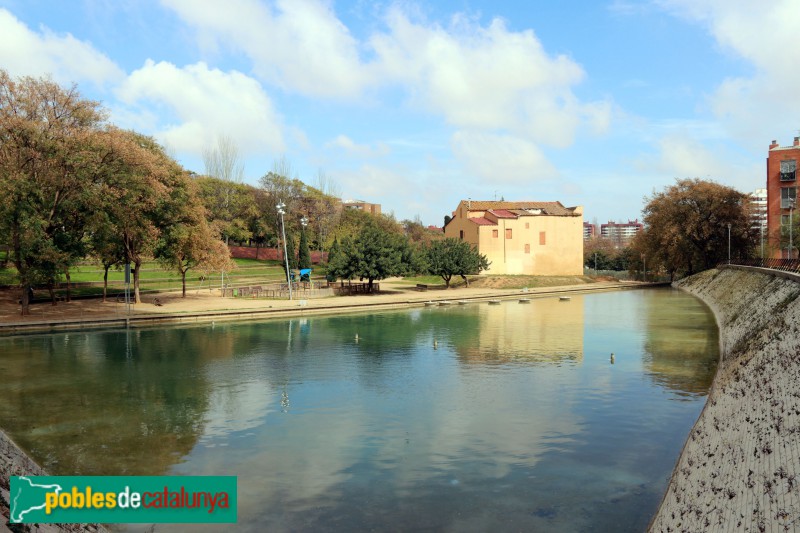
[
  {"left": 0, "top": 281, "right": 659, "bottom": 336},
  {"left": 650, "top": 266, "right": 800, "bottom": 531}
]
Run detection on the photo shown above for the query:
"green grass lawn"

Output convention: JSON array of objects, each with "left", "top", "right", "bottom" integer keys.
[{"left": 0, "top": 257, "right": 326, "bottom": 296}]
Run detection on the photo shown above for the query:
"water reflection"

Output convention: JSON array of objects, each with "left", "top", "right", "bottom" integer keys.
[
  {"left": 0, "top": 289, "right": 718, "bottom": 532},
  {"left": 641, "top": 290, "right": 719, "bottom": 396},
  {"left": 454, "top": 297, "right": 584, "bottom": 364}
]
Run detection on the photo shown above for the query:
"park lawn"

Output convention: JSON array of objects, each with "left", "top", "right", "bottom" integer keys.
[{"left": 0, "top": 257, "right": 300, "bottom": 294}]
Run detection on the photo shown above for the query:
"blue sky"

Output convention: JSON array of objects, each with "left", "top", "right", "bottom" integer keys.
[{"left": 1, "top": 0, "right": 797, "bottom": 226}]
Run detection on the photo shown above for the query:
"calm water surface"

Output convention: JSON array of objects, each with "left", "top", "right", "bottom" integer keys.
[{"left": 0, "top": 288, "right": 718, "bottom": 532}]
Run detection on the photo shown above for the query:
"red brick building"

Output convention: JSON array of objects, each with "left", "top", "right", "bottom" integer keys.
[{"left": 767, "top": 138, "right": 800, "bottom": 258}]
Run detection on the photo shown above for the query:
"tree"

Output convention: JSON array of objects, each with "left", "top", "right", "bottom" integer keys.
[
  {"left": 326, "top": 238, "right": 340, "bottom": 282},
  {"left": 92, "top": 128, "right": 186, "bottom": 303},
  {"left": 425, "top": 238, "right": 490, "bottom": 287},
  {"left": 202, "top": 134, "right": 244, "bottom": 184},
  {"left": 298, "top": 228, "right": 311, "bottom": 270},
  {"left": 194, "top": 176, "right": 258, "bottom": 245},
  {"left": 89, "top": 209, "right": 126, "bottom": 302},
  {"left": 200, "top": 135, "right": 249, "bottom": 245},
  {"left": 157, "top": 216, "right": 234, "bottom": 297},
  {"left": 584, "top": 237, "right": 629, "bottom": 271},
  {"left": 0, "top": 70, "right": 107, "bottom": 314},
  {"left": 634, "top": 178, "right": 755, "bottom": 280},
  {"left": 328, "top": 222, "right": 412, "bottom": 292}
]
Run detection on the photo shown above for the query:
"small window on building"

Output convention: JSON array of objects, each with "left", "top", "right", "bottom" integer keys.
[
  {"left": 525, "top": 222, "right": 529, "bottom": 229},
  {"left": 539, "top": 232, "right": 546, "bottom": 245},
  {"left": 492, "top": 229, "right": 499, "bottom": 238},
  {"left": 524, "top": 243, "right": 530, "bottom": 254},
  {"left": 781, "top": 160, "right": 797, "bottom": 182},
  {"left": 782, "top": 214, "right": 791, "bottom": 226},
  {"left": 506, "top": 228, "right": 512, "bottom": 239},
  {"left": 781, "top": 187, "right": 797, "bottom": 208},
  {"left": 459, "top": 230, "right": 464, "bottom": 240}
]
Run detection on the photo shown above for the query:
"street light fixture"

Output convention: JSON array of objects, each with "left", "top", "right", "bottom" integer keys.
[
  {"left": 300, "top": 216, "right": 309, "bottom": 276},
  {"left": 790, "top": 198, "right": 797, "bottom": 260},
  {"left": 277, "top": 201, "right": 292, "bottom": 300},
  {"left": 727, "top": 223, "right": 731, "bottom": 264}
]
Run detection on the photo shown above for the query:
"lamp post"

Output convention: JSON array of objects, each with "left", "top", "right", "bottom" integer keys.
[
  {"left": 277, "top": 201, "right": 292, "bottom": 300},
  {"left": 790, "top": 198, "right": 796, "bottom": 260},
  {"left": 727, "top": 223, "right": 731, "bottom": 264},
  {"left": 300, "top": 215, "right": 309, "bottom": 273}
]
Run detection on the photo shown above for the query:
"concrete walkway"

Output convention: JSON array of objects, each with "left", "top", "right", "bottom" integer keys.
[{"left": 0, "top": 280, "right": 654, "bottom": 336}]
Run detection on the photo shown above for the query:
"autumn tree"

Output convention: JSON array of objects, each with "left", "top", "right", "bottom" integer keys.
[
  {"left": 633, "top": 178, "right": 755, "bottom": 280},
  {"left": 425, "top": 238, "right": 490, "bottom": 287},
  {"left": 156, "top": 200, "right": 234, "bottom": 297},
  {"left": 0, "top": 70, "right": 107, "bottom": 314},
  {"left": 195, "top": 176, "right": 259, "bottom": 245},
  {"left": 91, "top": 128, "right": 186, "bottom": 303}
]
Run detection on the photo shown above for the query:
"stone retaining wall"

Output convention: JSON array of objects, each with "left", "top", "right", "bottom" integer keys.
[
  {"left": 1, "top": 430, "right": 106, "bottom": 533},
  {"left": 650, "top": 267, "right": 800, "bottom": 531}
]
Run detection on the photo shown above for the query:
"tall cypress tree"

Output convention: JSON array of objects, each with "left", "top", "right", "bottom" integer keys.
[{"left": 298, "top": 228, "right": 311, "bottom": 270}]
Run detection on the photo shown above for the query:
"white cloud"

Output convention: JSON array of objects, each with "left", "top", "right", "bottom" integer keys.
[
  {"left": 337, "top": 163, "right": 412, "bottom": 200},
  {"left": 658, "top": 0, "right": 800, "bottom": 143},
  {"left": 0, "top": 8, "right": 123, "bottom": 86},
  {"left": 638, "top": 134, "right": 761, "bottom": 192},
  {"left": 160, "top": 0, "right": 369, "bottom": 100},
  {"left": 653, "top": 135, "right": 720, "bottom": 178},
  {"left": 451, "top": 130, "right": 558, "bottom": 184},
  {"left": 326, "top": 135, "right": 390, "bottom": 157},
  {"left": 162, "top": 1, "right": 609, "bottom": 149},
  {"left": 115, "top": 60, "right": 284, "bottom": 155},
  {"left": 371, "top": 9, "right": 611, "bottom": 147}
]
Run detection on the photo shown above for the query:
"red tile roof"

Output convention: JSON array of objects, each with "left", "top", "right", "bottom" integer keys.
[{"left": 468, "top": 217, "right": 497, "bottom": 226}]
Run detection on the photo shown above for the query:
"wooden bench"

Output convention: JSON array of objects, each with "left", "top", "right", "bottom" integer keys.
[{"left": 416, "top": 284, "right": 428, "bottom": 292}]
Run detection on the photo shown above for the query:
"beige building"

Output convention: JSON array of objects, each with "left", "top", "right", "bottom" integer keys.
[
  {"left": 342, "top": 199, "right": 381, "bottom": 216},
  {"left": 444, "top": 200, "right": 584, "bottom": 276}
]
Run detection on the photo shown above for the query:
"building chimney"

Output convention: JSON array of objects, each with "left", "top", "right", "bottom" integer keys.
[
  {"left": 770, "top": 140, "right": 779, "bottom": 149},
  {"left": 794, "top": 137, "right": 800, "bottom": 147}
]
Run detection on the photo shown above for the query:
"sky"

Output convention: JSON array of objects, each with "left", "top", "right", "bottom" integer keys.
[{"left": 1, "top": 0, "right": 798, "bottom": 227}]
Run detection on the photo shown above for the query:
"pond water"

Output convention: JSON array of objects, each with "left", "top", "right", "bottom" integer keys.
[{"left": 0, "top": 288, "right": 718, "bottom": 532}]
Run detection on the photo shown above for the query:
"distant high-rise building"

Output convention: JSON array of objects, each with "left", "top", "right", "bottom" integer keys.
[
  {"left": 767, "top": 138, "right": 800, "bottom": 258},
  {"left": 599, "top": 220, "right": 642, "bottom": 246},
  {"left": 583, "top": 222, "right": 597, "bottom": 240},
  {"left": 750, "top": 188, "right": 767, "bottom": 230}
]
